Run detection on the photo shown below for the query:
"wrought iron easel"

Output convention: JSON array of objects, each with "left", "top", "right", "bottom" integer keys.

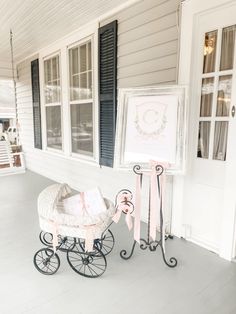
[{"left": 119, "top": 164, "right": 177, "bottom": 268}]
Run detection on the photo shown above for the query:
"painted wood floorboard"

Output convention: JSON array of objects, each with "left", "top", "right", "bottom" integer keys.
[{"left": 0, "top": 170, "right": 236, "bottom": 314}]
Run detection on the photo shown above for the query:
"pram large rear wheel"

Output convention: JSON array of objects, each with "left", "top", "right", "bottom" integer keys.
[
  {"left": 67, "top": 244, "right": 107, "bottom": 278},
  {"left": 33, "top": 248, "right": 60, "bottom": 275}
]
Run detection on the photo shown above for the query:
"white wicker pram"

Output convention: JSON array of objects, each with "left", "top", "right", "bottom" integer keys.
[{"left": 33, "top": 183, "right": 116, "bottom": 278}]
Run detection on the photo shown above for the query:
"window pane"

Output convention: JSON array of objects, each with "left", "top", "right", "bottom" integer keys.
[
  {"left": 220, "top": 25, "right": 236, "bottom": 71},
  {"left": 197, "top": 121, "right": 211, "bottom": 158},
  {"left": 70, "top": 75, "right": 79, "bottom": 101},
  {"left": 213, "top": 122, "right": 228, "bottom": 161},
  {"left": 52, "top": 80, "right": 60, "bottom": 103},
  {"left": 46, "top": 106, "right": 62, "bottom": 150},
  {"left": 44, "top": 82, "right": 53, "bottom": 104},
  {"left": 44, "top": 59, "right": 51, "bottom": 83},
  {"left": 88, "top": 71, "right": 92, "bottom": 98},
  {"left": 70, "top": 48, "right": 79, "bottom": 75},
  {"left": 203, "top": 30, "right": 217, "bottom": 73},
  {"left": 71, "top": 103, "right": 93, "bottom": 156},
  {"left": 216, "top": 75, "right": 232, "bottom": 116},
  {"left": 80, "top": 44, "right": 87, "bottom": 72},
  {"left": 200, "top": 77, "right": 214, "bottom": 117},
  {"left": 69, "top": 41, "right": 92, "bottom": 101},
  {"left": 80, "top": 72, "right": 87, "bottom": 99},
  {"left": 52, "top": 57, "right": 58, "bottom": 80},
  {"left": 44, "top": 55, "right": 60, "bottom": 104},
  {"left": 87, "top": 42, "right": 91, "bottom": 70}
]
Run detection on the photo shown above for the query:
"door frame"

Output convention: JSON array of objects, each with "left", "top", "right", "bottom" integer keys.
[{"left": 172, "top": 0, "right": 236, "bottom": 260}]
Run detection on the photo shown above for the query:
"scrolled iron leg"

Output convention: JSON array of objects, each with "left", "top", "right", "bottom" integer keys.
[
  {"left": 120, "top": 240, "right": 137, "bottom": 260},
  {"left": 160, "top": 245, "right": 177, "bottom": 268}
]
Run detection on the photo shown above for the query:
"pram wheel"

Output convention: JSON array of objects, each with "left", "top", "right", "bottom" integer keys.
[
  {"left": 78, "top": 229, "right": 115, "bottom": 256},
  {"left": 95, "top": 229, "right": 115, "bottom": 256},
  {"left": 39, "top": 231, "right": 76, "bottom": 252},
  {"left": 67, "top": 244, "right": 107, "bottom": 278},
  {"left": 33, "top": 248, "right": 60, "bottom": 275}
]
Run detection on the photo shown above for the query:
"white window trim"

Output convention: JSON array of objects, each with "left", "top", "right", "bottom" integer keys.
[
  {"left": 39, "top": 22, "right": 99, "bottom": 164},
  {"left": 40, "top": 51, "right": 64, "bottom": 153},
  {"left": 67, "top": 35, "right": 98, "bottom": 162}
]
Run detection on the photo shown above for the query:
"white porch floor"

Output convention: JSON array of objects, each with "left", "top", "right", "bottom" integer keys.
[{"left": 0, "top": 171, "right": 236, "bottom": 314}]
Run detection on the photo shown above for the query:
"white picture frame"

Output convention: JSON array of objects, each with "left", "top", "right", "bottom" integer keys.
[{"left": 114, "top": 86, "right": 188, "bottom": 174}]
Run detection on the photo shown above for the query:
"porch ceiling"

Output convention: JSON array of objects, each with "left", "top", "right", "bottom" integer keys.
[{"left": 0, "top": 0, "right": 129, "bottom": 63}]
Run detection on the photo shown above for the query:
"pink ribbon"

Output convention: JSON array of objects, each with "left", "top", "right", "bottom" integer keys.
[
  {"left": 85, "top": 227, "right": 94, "bottom": 252},
  {"left": 160, "top": 163, "right": 168, "bottom": 252},
  {"left": 80, "top": 191, "right": 90, "bottom": 216},
  {"left": 80, "top": 192, "right": 94, "bottom": 252},
  {"left": 134, "top": 161, "right": 168, "bottom": 244},
  {"left": 149, "top": 161, "right": 168, "bottom": 242},
  {"left": 134, "top": 174, "right": 142, "bottom": 243},
  {"left": 51, "top": 221, "right": 58, "bottom": 253},
  {"left": 149, "top": 162, "right": 159, "bottom": 241}
]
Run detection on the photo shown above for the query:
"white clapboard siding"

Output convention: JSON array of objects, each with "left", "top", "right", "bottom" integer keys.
[
  {"left": 16, "top": 0, "right": 179, "bottom": 226},
  {"left": 0, "top": 61, "right": 17, "bottom": 79},
  {"left": 101, "top": 0, "right": 180, "bottom": 87}
]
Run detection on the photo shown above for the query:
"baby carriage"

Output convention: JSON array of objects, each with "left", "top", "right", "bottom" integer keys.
[{"left": 33, "top": 183, "right": 116, "bottom": 278}]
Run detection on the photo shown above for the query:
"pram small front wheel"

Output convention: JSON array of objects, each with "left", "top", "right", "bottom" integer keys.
[
  {"left": 67, "top": 244, "right": 107, "bottom": 278},
  {"left": 33, "top": 248, "right": 60, "bottom": 275}
]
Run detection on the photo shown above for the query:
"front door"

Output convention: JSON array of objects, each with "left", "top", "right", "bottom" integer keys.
[{"left": 182, "top": 2, "right": 236, "bottom": 259}]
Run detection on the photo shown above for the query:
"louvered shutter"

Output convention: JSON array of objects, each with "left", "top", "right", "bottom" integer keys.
[
  {"left": 98, "top": 20, "right": 118, "bottom": 167},
  {"left": 31, "top": 59, "right": 42, "bottom": 149}
]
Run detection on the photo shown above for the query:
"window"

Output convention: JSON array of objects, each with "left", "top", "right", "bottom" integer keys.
[
  {"left": 43, "top": 55, "right": 62, "bottom": 150},
  {"left": 69, "top": 41, "right": 93, "bottom": 157},
  {"left": 197, "top": 25, "right": 236, "bottom": 161}
]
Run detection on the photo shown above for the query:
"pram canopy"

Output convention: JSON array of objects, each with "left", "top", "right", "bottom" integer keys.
[{"left": 37, "top": 183, "right": 116, "bottom": 240}]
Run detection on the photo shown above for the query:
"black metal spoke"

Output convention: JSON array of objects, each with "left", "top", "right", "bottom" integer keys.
[
  {"left": 87, "top": 264, "right": 98, "bottom": 276},
  {"left": 67, "top": 246, "right": 107, "bottom": 278},
  {"left": 86, "top": 264, "right": 94, "bottom": 276}
]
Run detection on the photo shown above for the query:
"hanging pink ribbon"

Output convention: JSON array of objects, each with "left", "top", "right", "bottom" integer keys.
[
  {"left": 80, "top": 191, "right": 94, "bottom": 252},
  {"left": 133, "top": 161, "right": 169, "bottom": 244},
  {"left": 134, "top": 173, "right": 142, "bottom": 243},
  {"left": 149, "top": 161, "right": 160, "bottom": 241},
  {"left": 159, "top": 163, "right": 168, "bottom": 253},
  {"left": 80, "top": 191, "right": 90, "bottom": 215},
  {"left": 85, "top": 227, "right": 95, "bottom": 252},
  {"left": 150, "top": 160, "right": 169, "bottom": 248},
  {"left": 51, "top": 221, "right": 58, "bottom": 253}
]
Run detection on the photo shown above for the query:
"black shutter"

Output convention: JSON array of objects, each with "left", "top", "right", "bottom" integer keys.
[
  {"left": 98, "top": 20, "right": 118, "bottom": 167},
  {"left": 31, "top": 59, "right": 42, "bottom": 149}
]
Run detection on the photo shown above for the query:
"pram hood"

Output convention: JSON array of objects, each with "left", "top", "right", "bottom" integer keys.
[{"left": 38, "top": 183, "right": 115, "bottom": 227}]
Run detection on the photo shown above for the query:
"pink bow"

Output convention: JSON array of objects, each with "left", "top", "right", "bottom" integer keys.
[{"left": 113, "top": 191, "right": 133, "bottom": 230}]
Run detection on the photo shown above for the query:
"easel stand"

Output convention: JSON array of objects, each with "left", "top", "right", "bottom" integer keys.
[{"left": 119, "top": 164, "right": 177, "bottom": 268}]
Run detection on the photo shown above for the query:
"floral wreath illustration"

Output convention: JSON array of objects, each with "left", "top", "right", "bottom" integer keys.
[{"left": 134, "top": 101, "right": 167, "bottom": 139}]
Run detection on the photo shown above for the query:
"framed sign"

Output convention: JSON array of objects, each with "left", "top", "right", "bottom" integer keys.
[{"left": 114, "top": 86, "right": 188, "bottom": 174}]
